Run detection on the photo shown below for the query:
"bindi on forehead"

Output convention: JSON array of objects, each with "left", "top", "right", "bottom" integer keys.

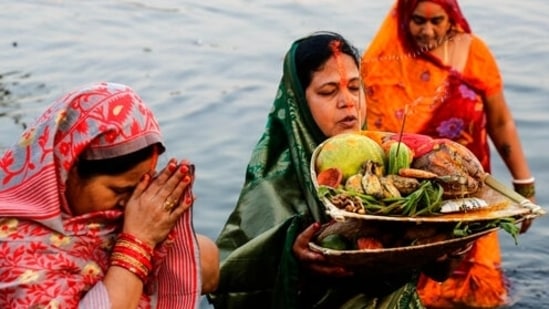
[{"left": 416, "top": 2, "right": 445, "bottom": 18}]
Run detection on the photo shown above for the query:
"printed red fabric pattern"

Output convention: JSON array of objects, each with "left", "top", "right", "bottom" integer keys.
[{"left": 0, "top": 82, "right": 200, "bottom": 308}]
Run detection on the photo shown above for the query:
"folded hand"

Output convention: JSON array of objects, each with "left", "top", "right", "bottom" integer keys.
[{"left": 123, "top": 158, "right": 195, "bottom": 247}]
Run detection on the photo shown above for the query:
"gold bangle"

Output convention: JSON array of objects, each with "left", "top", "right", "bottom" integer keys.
[
  {"left": 111, "top": 252, "right": 150, "bottom": 282},
  {"left": 513, "top": 182, "right": 535, "bottom": 198},
  {"left": 116, "top": 239, "right": 151, "bottom": 258},
  {"left": 110, "top": 233, "right": 154, "bottom": 283}
]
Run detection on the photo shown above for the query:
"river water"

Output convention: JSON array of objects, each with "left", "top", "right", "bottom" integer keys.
[{"left": 1, "top": 1, "right": 548, "bottom": 308}]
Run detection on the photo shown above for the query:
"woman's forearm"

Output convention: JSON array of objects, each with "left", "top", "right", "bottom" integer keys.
[
  {"left": 102, "top": 266, "right": 144, "bottom": 309},
  {"left": 79, "top": 281, "right": 112, "bottom": 308},
  {"left": 485, "top": 92, "right": 532, "bottom": 179},
  {"left": 490, "top": 121, "right": 532, "bottom": 180},
  {"left": 197, "top": 234, "right": 220, "bottom": 294}
]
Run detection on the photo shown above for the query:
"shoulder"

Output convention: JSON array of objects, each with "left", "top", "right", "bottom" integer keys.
[
  {"left": 468, "top": 34, "right": 497, "bottom": 61},
  {"left": 462, "top": 34, "right": 503, "bottom": 95},
  {"left": 453, "top": 33, "right": 492, "bottom": 55}
]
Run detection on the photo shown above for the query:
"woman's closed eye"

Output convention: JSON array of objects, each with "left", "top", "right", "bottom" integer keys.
[
  {"left": 412, "top": 15, "right": 445, "bottom": 26},
  {"left": 348, "top": 81, "right": 361, "bottom": 94},
  {"left": 111, "top": 185, "right": 135, "bottom": 195},
  {"left": 317, "top": 85, "right": 338, "bottom": 97}
]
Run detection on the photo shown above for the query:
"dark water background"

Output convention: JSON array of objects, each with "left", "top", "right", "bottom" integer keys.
[{"left": 1, "top": 1, "right": 548, "bottom": 307}]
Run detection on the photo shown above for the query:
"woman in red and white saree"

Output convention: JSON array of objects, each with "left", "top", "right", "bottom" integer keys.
[
  {"left": 0, "top": 82, "right": 202, "bottom": 308},
  {"left": 361, "top": 0, "right": 535, "bottom": 308}
]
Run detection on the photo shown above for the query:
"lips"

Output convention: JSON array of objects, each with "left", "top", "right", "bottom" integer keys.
[{"left": 338, "top": 115, "right": 358, "bottom": 127}]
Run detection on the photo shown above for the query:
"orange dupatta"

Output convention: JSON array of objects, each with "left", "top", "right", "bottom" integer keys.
[
  {"left": 361, "top": 1, "right": 508, "bottom": 308},
  {"left": 361, "top": 1, "right": 502, "bottom": 172}
]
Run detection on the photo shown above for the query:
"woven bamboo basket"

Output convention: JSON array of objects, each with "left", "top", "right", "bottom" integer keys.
[
  {"left": 308, "top": 136, "right": 545, "bottom": 272},
  {"left": 309, "top": 224, "right": 497, "bottom": 274},
  {"left": 310, "top": 137, "right": 544, "bottom": 224}
]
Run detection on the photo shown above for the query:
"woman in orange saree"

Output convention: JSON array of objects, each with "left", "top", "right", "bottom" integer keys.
[{"left": 361, "top": 0, "right": 535, "bottom": 308}]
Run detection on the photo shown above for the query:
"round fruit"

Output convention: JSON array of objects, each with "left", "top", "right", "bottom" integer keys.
[
  {"left": 315, "top": 133, "right": 386, "bottom": 181},
  {"left": 387, "top": 133, "right": 434, "bottom": 158},
  {"left": 318, "top": 234, "right": 350, "bottom": 250},
  {"left": 356, "top": 236, "right": 384, "bottom": 250},
  {"left": 386, "top": 141, "right": 414, "bottom": 175},
  {"left": 316, "top": 167, "right": 343, "bottom": 188}
]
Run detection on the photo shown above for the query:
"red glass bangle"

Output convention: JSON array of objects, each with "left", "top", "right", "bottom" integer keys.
[
  {"left": 118, "top": 232, "right": 154, "bottom": 255},
  {"left": 110, "top": 233, "right": 154, "bottom": 283}
]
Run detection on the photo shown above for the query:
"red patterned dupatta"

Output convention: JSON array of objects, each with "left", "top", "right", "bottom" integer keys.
[{"left": 0, "top": 82, "right": 200, "bottom": 308}]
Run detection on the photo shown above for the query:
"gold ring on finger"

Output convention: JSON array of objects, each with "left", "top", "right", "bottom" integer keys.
[{"left": 163, "top": 198, "right": 177, "bottom": 211}]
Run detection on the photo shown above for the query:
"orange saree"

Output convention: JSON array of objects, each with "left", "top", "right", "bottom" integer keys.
[{"left": 361, "top": 2, "right": 508, "bottom": 308}]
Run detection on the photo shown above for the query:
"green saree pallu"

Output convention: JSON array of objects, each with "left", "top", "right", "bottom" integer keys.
[{"left": 207, "top": 36, "right": 424, "bottom": 309}]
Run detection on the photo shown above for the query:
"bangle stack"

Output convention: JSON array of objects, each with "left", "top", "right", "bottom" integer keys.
[
  {"left": 110, "top": 233, "right": 154, "bottom": 283},
  {"left": 512, "top": 177, "right": 536, "bottom": 199}
]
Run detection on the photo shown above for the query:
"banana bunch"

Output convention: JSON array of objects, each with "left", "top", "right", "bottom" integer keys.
[
  {"left": 343, "top": 141, "right": 417, "bottom": 200},
  {"left": 344, "top": 160, "right": 402, "bottom": 199}
]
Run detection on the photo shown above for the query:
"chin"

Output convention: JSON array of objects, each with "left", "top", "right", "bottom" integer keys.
[
  {"left": 414, "top": 40, "right": 436, "bottom": 51},
  {"left": 416, "top": 43, "right": 432, "bottom": 52},
  {"left": 333, "top": 128, "right": 361, "bottom": 136}
]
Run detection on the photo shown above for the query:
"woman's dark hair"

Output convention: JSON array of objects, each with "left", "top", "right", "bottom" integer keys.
[
  {"left": 76, "top": 143, "right": 160, "bottom": 178},
  {"left": 294, "top": 31, "right": 360, "bottom": 89}
]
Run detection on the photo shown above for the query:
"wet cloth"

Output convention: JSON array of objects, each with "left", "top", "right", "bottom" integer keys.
[
  {"left": 361, "top": 2, "right": 508, "bottom": 308},
  {"left": 0, "top": 82, "right": 200, "bottom": 308},
  {"left": 208, "top": 36, "right": 423, "bottom": 309}
]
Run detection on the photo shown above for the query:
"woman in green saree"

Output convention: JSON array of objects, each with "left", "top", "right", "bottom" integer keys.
[{"left": 207, "top": 32, "right": 452, "bottom": 309}]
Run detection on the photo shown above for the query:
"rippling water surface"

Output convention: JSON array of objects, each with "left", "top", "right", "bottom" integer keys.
[{"left": 2, "top": 1, "right": 548, "bottom": 307}]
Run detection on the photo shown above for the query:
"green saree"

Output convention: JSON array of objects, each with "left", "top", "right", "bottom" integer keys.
[{"left": 207, "top": 37, "right": 424, "bottom": 309}]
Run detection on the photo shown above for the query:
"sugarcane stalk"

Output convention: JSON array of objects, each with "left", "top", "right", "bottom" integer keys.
[{"left": 483, "top": 174, "right": 545, "bottom": 217}]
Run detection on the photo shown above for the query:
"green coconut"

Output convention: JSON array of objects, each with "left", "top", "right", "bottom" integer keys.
[
  {"left": 315, "top": 133, "right": 386, "bottom": 181},
  {"left": 318, "top": 234, "right": 350, "bottom": 250}
]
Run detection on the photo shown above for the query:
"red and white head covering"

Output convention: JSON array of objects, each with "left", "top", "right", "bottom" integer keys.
[{"left": 0, "top": 82, "right": 200, "bottom": 308}]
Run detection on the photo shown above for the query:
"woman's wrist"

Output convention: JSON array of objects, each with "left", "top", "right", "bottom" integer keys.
[
  {"left": 512, "top": 177, "right": 535, "bottom": 185},
  {"left": 110, "top": 232, "right": 154, "bottom": 283},
  {"left": 512, "top": 177, "right": 535, "bottom": 198}
]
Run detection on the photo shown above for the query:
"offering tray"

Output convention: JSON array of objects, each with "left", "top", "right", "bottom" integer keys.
[
  {"left": 310, "top": 134, "right": 545, "bottom": 224},
  {"left": 309, "top": 226, "right": 498, "bottom": 274},
  {"left": 320, "top": 185, "right": 544, "bottom": 224},
  {"left": 308, "top": 132, "right": 545, "bottom": 274}
]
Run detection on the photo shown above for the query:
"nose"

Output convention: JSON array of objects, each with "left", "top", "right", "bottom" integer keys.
[
  {"left": 337, "top": 90, "right": 356, "bottom": 109},
  {"left": 421, "top": 23, "right": 434, "bottom": 37}
]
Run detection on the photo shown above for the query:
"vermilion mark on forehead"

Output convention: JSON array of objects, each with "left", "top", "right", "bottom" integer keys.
[
  {"left": 329, "top": 40, "right": 354, "bottom": 108},
  {"left": 420, "top": 2, "right": 441, "bottom": 18},
  {"left": 424, "top": 4, "right": 432, "bottom": 18},
  {"left": 329, "top": 41, "right": 347, "bottom": 87}
]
